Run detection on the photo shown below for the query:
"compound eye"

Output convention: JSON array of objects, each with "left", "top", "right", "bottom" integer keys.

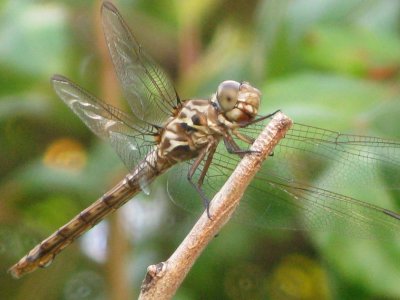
[{"left": 217, "top": 81, "right": 240, "bottom": 112}]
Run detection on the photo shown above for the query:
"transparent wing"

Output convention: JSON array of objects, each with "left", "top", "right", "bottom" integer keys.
[
  {"left": 101, "top": 2, "right": 179, "bottom": 127},
  {"left": 167, "top": 120, "right": 400, "bottom": 238},
  {"left": 52, "top": 75, "right": 157, "bottom": 172}
]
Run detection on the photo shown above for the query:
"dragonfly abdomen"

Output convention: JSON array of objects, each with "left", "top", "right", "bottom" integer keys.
[{"left": 9, "top": 151, "right": 173, "bottom": 278}]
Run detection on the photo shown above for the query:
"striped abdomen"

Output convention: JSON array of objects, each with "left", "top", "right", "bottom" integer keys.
[{"left": 9, "top": 151, "right": 173, "bottom": 278}]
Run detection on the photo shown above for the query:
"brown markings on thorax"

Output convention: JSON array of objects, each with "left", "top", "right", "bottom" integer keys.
[{"left": 157, "top": 99, "right": 224, "bottom": 163}]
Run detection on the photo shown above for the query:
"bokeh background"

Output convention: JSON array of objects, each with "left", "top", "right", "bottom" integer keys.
[{"left": 1, "top": 0, "right": 400, "bottom": 299}]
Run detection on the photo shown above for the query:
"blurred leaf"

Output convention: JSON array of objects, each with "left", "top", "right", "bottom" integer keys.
[
  {"left": 0, "top": 1, "right": 69, "bottom": 77},
  {"left": 10, "top": 142, "right": 122, "bottom": 197},
  {"left": 22, "top": 194, "right": 80, "bottom": 231},
  {"left": 0, "top": 94, "right": 50, "bottom": 120},
  {"left": 301, "top": 25, "right": 400, "bottom": 76},
  {"left": 318, "top": 235, "right": 400, "bottom": 296},
  {"left": 179, "top": 24, "right": 252, "bottom": 95},
  {"left": 174, "top": 0, "right": 220, "bottom": 27},
  {"left": 262, "top": 72, "right": 397, "bottom": 130}
]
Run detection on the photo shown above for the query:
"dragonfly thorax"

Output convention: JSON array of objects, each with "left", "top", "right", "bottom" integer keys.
[
  {"left": 158, "top": 81, "right": 261, "bottom": 164},
  {"left": 158, "top": 99, "right": 221, "bottom": 163}
]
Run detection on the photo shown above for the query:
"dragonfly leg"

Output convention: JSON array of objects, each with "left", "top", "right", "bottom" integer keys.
[
  {"left": 232, "top": 110, "right": 281, "bottom": 156},
  {"left": 230, "top": 130, "right": 274, "bottom": 157},
  {"left": 232, "top": 129, "right": 255, "bottom": 144},
  {"left": 237, "top": 109, "right": 281, "bottom": 128},
  {"left": 187, "top": 142, "right": 217, "bottom": 219},
  {"left": 223, "top": 133, "right": 258, "bottom": 158}
]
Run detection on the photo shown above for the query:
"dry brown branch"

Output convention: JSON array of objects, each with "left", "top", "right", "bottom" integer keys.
[{"left": 138, "top": 112, "right": 293, "bottom": 300}]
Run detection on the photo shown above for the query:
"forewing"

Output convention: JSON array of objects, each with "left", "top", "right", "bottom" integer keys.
[
  {"left": 101, "top": 2, "right": 179, "bottom": 127},
  {"left": 167, "top": 120, "right": 400, "bottom": 238},
  {"left": 51, "top": 75, "right": 157, "bottom": 172}
]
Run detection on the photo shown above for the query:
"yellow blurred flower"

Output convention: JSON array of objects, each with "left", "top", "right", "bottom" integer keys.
[
  {"left": 268, "top": 254, "right": 331, "bottom": 300},
  {"left": 43, "top": 138, "right": 87, "bottom": 172}
]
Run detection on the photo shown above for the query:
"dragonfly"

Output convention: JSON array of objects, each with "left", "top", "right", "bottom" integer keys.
[{"left": 10, "top": 1, "right": 400, "bottom": 278}]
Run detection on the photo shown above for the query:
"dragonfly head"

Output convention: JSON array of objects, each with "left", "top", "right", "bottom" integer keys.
[{"left": 213, "top": 80, "right": 261, "bottom": 123}]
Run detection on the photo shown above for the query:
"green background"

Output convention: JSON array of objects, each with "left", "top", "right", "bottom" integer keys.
[{"left": 1, "top": 0, "right": 400, "bottom": 299}]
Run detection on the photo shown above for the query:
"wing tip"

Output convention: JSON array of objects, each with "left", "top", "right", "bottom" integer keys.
[
  {"left": 102, "top": 1, "right": 118, "bottom": 14},
  {"left": 51, "top": 74, "right": 68, "bottom": 84},
  {"left": 383, "top": 209, "right": 400, "bottom": 220}
]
